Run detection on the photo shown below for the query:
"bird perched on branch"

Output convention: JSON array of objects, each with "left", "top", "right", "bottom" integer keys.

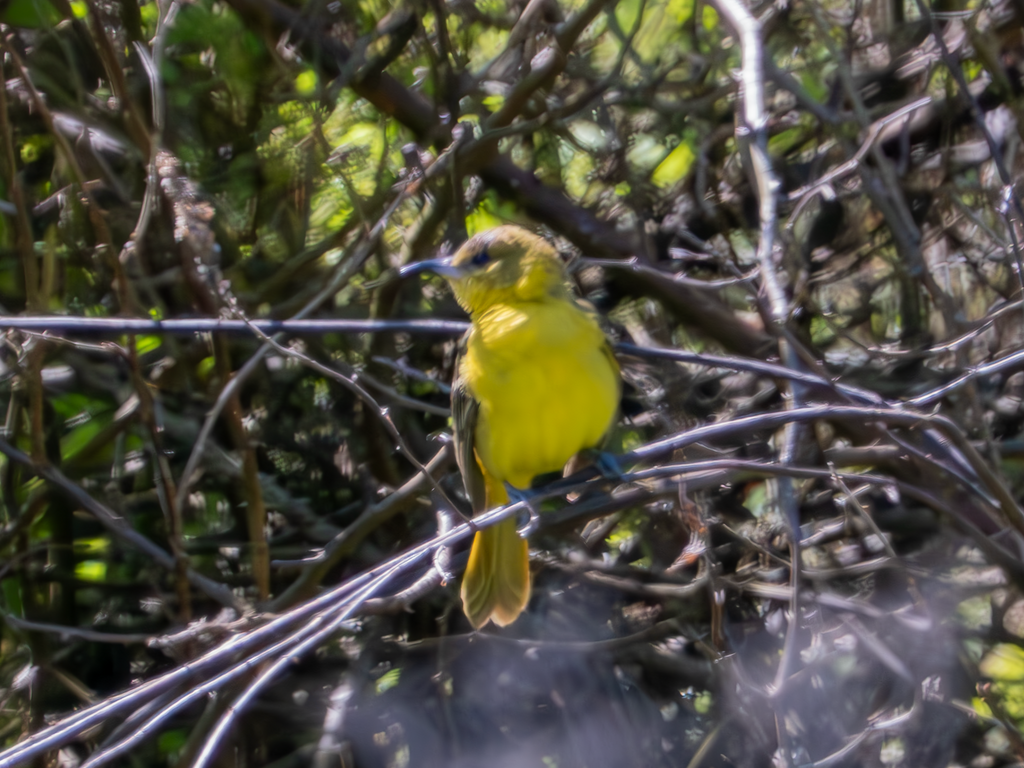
[{"left": 402, "top": 225, "right": 620, "bottom": 628}]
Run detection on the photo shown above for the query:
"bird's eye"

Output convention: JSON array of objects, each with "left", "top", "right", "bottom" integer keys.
[{"left": 470, "top": 249, "right": 490, "bottom": 267}]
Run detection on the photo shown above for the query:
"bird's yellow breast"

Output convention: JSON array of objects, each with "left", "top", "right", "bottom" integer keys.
[{"left": 462, "top": 298, "right": 619, "bottom": 490}]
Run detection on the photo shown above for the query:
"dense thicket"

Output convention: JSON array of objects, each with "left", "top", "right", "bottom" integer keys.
[{"left": 1, "top": 0, "right": 1024, "bottom": 765}]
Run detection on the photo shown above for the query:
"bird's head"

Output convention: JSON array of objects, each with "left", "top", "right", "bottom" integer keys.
[{"left": 400, "top": 226, "right": 569, "bottom": 315}]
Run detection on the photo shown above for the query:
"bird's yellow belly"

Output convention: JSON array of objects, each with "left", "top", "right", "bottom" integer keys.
[{"left": 465, "top": 302, "right": 619, "bottom": 490}]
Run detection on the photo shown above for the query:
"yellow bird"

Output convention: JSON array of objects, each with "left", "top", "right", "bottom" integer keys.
[{"left": 403, "top": 226, "right": 620, "bottom": 628}]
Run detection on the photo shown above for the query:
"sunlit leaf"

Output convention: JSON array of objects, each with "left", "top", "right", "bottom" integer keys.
[
  {"left": 197, "top": 355, "right": 217, "bottom": 380},
  {"left": 136, "top": 335, "right": 162, "bottom": 355},
  {"left": 568, "top": 121, "right": 607, "bottom": 152},
  {"left": 75, "top": 537, "right": 111, "bottom": 556},
  {"left": 295, "top": 69, "right": 318, "bottom": 96},
  {"left": 652, "top": 131, "right": 696, "bottom": 188},
  {"left": 694, "top": 691, "right": 712, "bottom": 714},
  {"left": 75, "top": 560, "right": 107, "bottom": 582},
  {"left": 980, "top": 644, "right": 1024, "bottom": 681},
  {"left": 667, "top": 0, "right": 695, "bottom": 24},
  {"left": 627, "top": 134, "right": 666, "bottom": 172},
  {"left": 615, "top": 0, "right": 643, "bottom": 33},
  {"left": 799, "top": 70, "right": 829, "bottom": 103},
  {"left": 61, "top": 413, "right": 111, "bottom": 461},
  {"left": 742, "top": 482, "right": 769, "bottom": 518},
  {"left": 376, "top": 667, "right": 401, "bottom": 693},
  {"left": 972, "top": 697, "right": 993, "bottom": 718},
  {"left": 702, "top": 5, "right": 719, "bottom": 29},
  {"left": 564, "top": 151, "right": 594, "bottom": 201}
]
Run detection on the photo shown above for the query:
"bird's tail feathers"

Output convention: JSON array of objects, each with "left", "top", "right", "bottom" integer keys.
[{"left": 461, "top": 515, "right": 530, "bottom": 628}]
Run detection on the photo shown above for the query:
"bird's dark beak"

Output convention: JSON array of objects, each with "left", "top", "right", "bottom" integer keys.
[{"left": 398, "top": 257, "right": 465, "bottom": 280}]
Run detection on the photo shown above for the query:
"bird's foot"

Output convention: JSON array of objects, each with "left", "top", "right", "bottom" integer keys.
[
  {"left": 505, "top": 482, "right": 541, "bottom": 537},
  {"left": 586, "top": 449, "right": 626, "bottom": 483}
]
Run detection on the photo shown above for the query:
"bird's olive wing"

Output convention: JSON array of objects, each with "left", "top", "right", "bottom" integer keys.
[
  {"left": 451, "top": 339, "right": 487, "bottom": 514},
  {"left": 583, "top": 296, "right": 623, "bottom": 428}
]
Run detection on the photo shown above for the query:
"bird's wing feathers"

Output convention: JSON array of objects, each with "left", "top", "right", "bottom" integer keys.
[
  {"left": 451, "top": 335, "right": 487, "bottom": 514},
  {"left": 577, "top": 296, "right": 622, "bottom": 383}
]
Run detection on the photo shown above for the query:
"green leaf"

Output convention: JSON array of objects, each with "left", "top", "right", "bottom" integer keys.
[
  {"left": 2, "top": 578, "right": 23, "bottom": 617},
  {"left": 694, "top": 691, "right": 712, "bottom": 714},
  {"left": 957, "top": 595, "right": 991, "bottom": 630},
  {"left": 295, "top": 69, "right": 317, "bottom": 96},
  {"left": 563, "top": 151, "right": 594, "bottom": 201},
  {"left": 742, "top": 482, "right": 770, "bottom": 518},
  {"left": 568, "top": 121, "right": 607, "bottom": 152},
  {"left": 627, "top": 134, "right": 666, "bottom": 172},
  {"left": 75, "top": 560, "right": 107, "bottom": 582},
  {"left": 652, "top": 133, "right": 696, "bottom": 188},
  {"left": 20, "top": 135, "right": 53, "bottom": 164},
  {"left": 972, "top": 697, "right": 993, "bottom": 718},
  {"left": 2, "top": 0, "right": 64, "bottom": 28},
  {"left": 136, "top": 334, "right": 162, "bottom": 355},
  {"left": 158, "top": 729, "right": 189, "bottom": 757},
  {"left": 466, "top": 193, "right": 518, "bottom": 236},
  {"left": 140, "top": 1, "right": 158, "bottom": 36},
  {"left": 51, "top": 392, "right": 94, "bottom": 420},
  {"left": 482, "top": 93, "right": 505, "bottom": 111},
  {"left": 615, "top": 0, "right": 643, "bottom": 34},
  {"left": 376, "top": 667, "right": 401, "bottom": 693},
  {"left": 466, "top": 206, "right": 504, "bottom": 236},
  {"left": 768, "top": 127, "right": 803, "bottom": 155},
  {"left": 799, "top": 70, "right": 829, "bottom": 103},
  {"left": 606, "top": 508, "right": 645, "bottom": 551},
  {"left": 61, "top": 413, "right": 110, "bottom": 461},
  {"left": 667, "top": 0, "right": 695, "bottom": 24},
  {"left": 980, "top": 644, "right": 1024, "bottom": 680},
  {"left": 75, "top": 537, "right": 111, "bottom": 556},
  {"left": 197, "top": 355, "right": 217, "bottom": 380},
  {"left": 702, "top": 5, "right": 719, "bottom": 29}
]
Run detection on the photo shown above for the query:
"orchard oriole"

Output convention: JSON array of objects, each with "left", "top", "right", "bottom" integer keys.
[{"left": 404, "top": 226, "right": 620, "bottom": 628}]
